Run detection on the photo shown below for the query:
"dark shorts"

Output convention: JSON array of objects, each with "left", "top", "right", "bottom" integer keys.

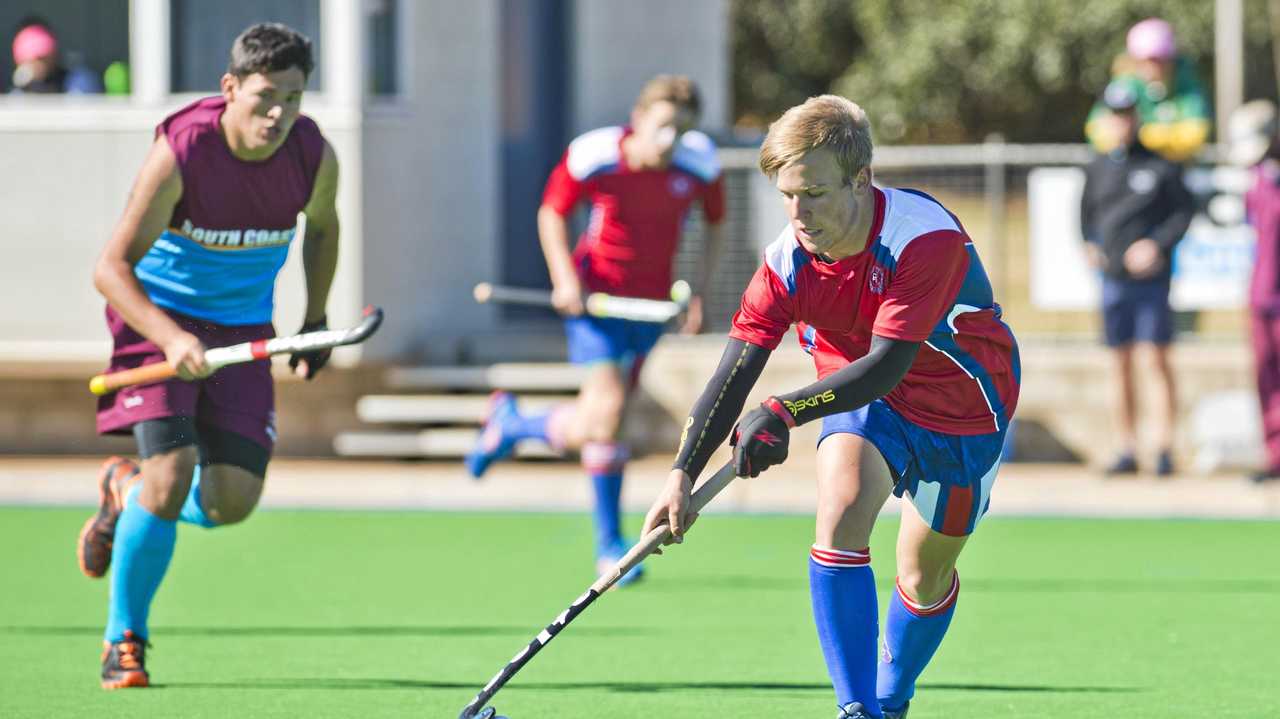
[
  {"left": 96, "top": 306, "right": 277, "bottom": 449},
  {"left": 1101, "top": 275, "right": 1174, "bottom": 347},
  {"left": 819, "top": 400, "right": 1007, "bottom": 537}
]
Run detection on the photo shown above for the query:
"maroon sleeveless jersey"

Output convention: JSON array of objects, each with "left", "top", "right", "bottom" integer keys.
[{"left": 135, "top": 96, "right": 326, "bottom": 324}]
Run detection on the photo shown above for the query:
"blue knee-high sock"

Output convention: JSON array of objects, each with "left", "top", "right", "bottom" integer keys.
[
  {"left": 877, "top": 573, "right": 959, "bottom": 712},
  {"left": 105, "top": 483, "right": 177, "bottom": 642},
  {"left": 583, "top": 442, "right": 627, "bottom": 554},
  {"left": 810, "top": 546, "right": 882, "bottom": 717},
  {"left": 590, "top": 472, "right": 623, "bottom": 553},
  {"left": 177, "top": 464, "right": 218, "bottom": 528}
]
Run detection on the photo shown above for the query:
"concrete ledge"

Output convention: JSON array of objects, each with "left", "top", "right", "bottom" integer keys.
[
  {"left": 3, "top": 456, "right": 1277, "bottom": 520},
  {"left": 0, "top": 335, "right": 1257, "bottom": 466}
]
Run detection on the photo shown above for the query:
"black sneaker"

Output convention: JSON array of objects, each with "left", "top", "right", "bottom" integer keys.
[
  {"left": 883, "top": 701, "right": 910, "bottom": 719},
  {"left": 101, "top": 630, "right": 149, "bottom": 689},
  {"left": 1155, "top": 451, "right": 1174, "bottom": 477},
  {"left": 837, "top": 702, "right": 876, "bottom": 719},
  {"left": 1251, "top": 469, "right": 1280, "bottom": 484},
  {"left": 1104, "top": 453, "right": 1138, "bottom": 476}
]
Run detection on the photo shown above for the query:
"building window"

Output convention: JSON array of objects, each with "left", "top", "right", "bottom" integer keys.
[
  {"left": 1, "top": 1, "right": 129, "bottom": 96},
  {"left": 367, "top": 0, "right": 398, "bottom": 96},
  {"left": 170, "top": 0, "right": 322, "bottom": 93}
]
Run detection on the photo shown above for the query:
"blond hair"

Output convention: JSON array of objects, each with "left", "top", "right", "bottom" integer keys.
[
  {"left": 634, "top": 74, "right": 701, "bottom": 117},
  {"left": 759, "top": 95, "right": 873, "bottom": 183}
]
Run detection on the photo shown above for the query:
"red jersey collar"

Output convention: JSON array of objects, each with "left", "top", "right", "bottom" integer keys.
[{"left": 618, "top": 125, "right": 636, "bottom": 172}]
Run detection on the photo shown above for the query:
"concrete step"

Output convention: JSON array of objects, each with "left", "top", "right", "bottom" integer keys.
[
  {"left": 355, "top": 394, "right": 561, "bottom": 425},
  {"left": 384, "top": 363, "right": 585, "bottom": 392},
  {"left": 333, "top": 428, "right": 560, "bottom": 459}
]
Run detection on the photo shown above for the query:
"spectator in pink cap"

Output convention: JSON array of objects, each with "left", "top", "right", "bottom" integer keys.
[
  {"left": 9, "top": 16, "right": 102, "bottom": 94},
  {"left": 1085, "top": 17, "right": 1209, "bottom": 163}
]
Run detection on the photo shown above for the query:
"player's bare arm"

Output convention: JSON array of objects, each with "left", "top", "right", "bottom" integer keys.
[
  {"left": 92, "top": 136, "right": 209, "bottom": 380},
  {"left": 291, "top": 140, "right": 340, "bottom": 379},
  {"left": 536, "top": 203, "right": 584, "bottom": 315},
  {"left": 682, "top": 221, "right": 726, "bottom": 335},
  {"left": 301, "top": 141, "right": 339, "bottom": 324}
]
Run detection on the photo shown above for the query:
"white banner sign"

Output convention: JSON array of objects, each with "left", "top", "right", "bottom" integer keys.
[{"left": 1028, "top": 166, "right": 1256, "bottom": 311}]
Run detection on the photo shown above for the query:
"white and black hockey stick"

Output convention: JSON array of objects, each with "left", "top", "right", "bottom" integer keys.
[
  {"left": 473, "top": 280, "right": 692, "bottom": 323},
  {"left": 457, "top": 460, "right": 738, "bottom": 719},
  {"left": 89, "top": 305, "right": 385, "bottom": 396}
]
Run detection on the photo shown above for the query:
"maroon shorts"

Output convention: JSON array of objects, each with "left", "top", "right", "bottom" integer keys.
[{"left": 96, "top": 306, "right": 277, "bottom": 449}]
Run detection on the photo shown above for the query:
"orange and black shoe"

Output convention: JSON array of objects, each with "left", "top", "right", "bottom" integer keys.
[
  {"left": 101, "top": 630, "right": 149, "bottom": 689},
  {"left": 77, "top": 456, "right": 141, "bottom": 578}
]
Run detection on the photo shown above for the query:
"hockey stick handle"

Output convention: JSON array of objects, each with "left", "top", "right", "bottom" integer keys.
[
  {"left": 88, "top": 361, "right": 181, "bottom": 396},
  {"left": 472, "top": 283, "right": 555, "bottom": 308},
  {"left": 457, "top": 461, "right": 737, "bottom": 719},
  {"left": 473, "top": 281, "right": 691, "bottom": 323},
  {"left": 588, "top": 460, "right": 736, "bottom": 593},
  {"left": 89, "top": 306, "right": 384, "bottom": 395}
]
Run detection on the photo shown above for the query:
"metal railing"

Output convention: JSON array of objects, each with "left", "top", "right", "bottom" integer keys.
[{"left": 677, "top": 140, "right": 1099, "bottom": 332}]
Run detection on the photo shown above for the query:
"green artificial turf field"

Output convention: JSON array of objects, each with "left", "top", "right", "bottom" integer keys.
[{"left": 0, "top": 508, "right": 1276, "bottom": 718}]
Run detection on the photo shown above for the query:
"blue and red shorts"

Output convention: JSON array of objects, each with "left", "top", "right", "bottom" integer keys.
[
  {"left": 564, "top": 315, "right": 665, "bottom": 383},
  {"left": 819, "top": 399, "right": 1006, "bottom": 537}
]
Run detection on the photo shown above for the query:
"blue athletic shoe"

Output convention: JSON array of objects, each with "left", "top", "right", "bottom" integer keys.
[
  {"left": 465, "top": 391, "right": 519, "bottom": 479},
  {"left": 882, "top": 701, "right": 909, "bottom": 719},
  {"left": 596, "top": 540, "right": 645, "bottom": 589}
]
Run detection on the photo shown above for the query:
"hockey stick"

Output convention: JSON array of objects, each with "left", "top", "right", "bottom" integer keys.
[
  {"left": 88, "top": 305, "right": 385, "bottom": 396},
  {"left": 473, "top": 280, "right": 692, "bottom": 323},
  {"left": 457, "top": 460, "right": 738, "bottom": 719}
]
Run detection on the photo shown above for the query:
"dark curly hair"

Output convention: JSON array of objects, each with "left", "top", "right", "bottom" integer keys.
[{"left": 227, "top": 23, "right": 313, "bottom": 79}]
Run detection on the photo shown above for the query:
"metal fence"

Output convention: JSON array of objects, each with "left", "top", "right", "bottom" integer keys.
[{"left": 675, "top": 141, "right": 1243, "bottom": 338}]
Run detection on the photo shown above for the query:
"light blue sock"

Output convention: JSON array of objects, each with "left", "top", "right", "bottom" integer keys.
[
  {"left": 809, "top": 546, "right": 882, "bottom": 717},
  {"left": 104, "top": 483, "right": 177, "bottom": 642},
  {"left": 877, "top": 573, "right": 959, "bottom": 712},
  {"left": 177, "top": 464, "right": 218, "bottom": 528}
]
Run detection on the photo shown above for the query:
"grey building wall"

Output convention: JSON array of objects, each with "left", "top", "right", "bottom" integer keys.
[
  {"left": 0, "top": 0, "right": 726, "bottom": 365},
  {"left": 0, "top": 115, "right": 152, "bottom": 358},
  {"left": 357, "top": 0, "right": 502, "bottom": 362},
  {"left": 571, "top": 0, "right": 729, "bottom": 133}
]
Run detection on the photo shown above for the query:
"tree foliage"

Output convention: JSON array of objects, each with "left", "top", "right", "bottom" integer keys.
[{"left": 732, "top": 0, "right": 1276, "bottom": 143}]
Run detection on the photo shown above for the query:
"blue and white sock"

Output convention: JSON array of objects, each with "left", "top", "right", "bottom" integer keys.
[
  {"left": 810, "top": 545, "right": 882, "bottom": 717},
  {"left": 508, "top": 402, "right": 578, "bottom": 452},
  {"left": 877, "top": 572, "right": 960, "bottom": 713},
  {"left": 583, "top": 441, "right": 627, "bottom": 555},
  {"left": 104, "top": 483, "right": 177, "bottom": 642},
  {"left": 177, "top": 464, "right": 218, "bottom": 528},
  {"left": 506, "top": 408, "right": 551, "bottom": 444}
]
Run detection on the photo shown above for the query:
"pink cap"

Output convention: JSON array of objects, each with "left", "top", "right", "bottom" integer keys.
[
  {"left": 12, "top": 24, "right": 57, "bottom": 65},
  {"left": 1126, "top": 18, "right": 1176, "bottom": 61}
]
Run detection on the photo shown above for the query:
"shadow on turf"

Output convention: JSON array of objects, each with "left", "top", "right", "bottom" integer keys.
[
  {"left": 961, "top": 578, "right": 1280, "bottom": 594},
  {"left": 649, "top": 574, "right": 1280, "bottom": 594},
  {"left": 0, "top": 625, "right": 648, "bottom": 638},
  {"left": 151, "top": 678, "right": 1139, "bottom": 695}
]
